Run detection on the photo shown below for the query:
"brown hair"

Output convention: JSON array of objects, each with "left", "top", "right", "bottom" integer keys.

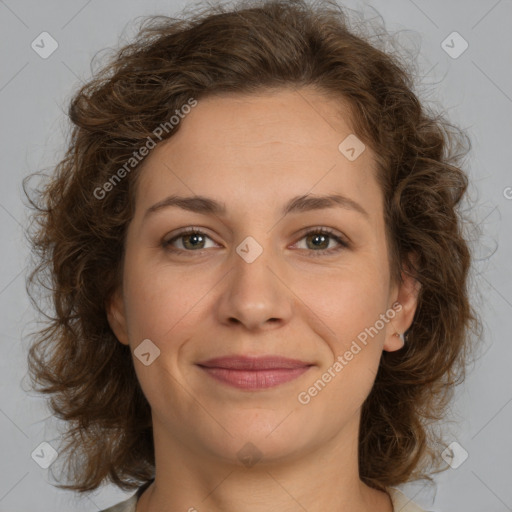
[{"left": 24, "top": 0, "right": 481, "bottom": 494}]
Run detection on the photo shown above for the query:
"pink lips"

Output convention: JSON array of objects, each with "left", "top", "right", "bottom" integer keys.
[{"left": 196, "top": 356, "right": 313, "bottom": 390}]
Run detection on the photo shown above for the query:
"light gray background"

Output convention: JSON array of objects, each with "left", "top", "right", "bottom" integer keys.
[{"left": 0, "top": 0, "right": 511, "bottom": 511}]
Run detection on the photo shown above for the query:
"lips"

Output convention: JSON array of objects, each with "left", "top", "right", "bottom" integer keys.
[
  {"left": 196, "top": 356, "right": 314, "bottom": 390},
  {"left": 196, "top": 355, "right": 313, "bottom": 370}
]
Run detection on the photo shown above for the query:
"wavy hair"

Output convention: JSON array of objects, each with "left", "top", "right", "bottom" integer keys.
[{"left": 24, "top": 0, "right": 481, "bottom": 494}]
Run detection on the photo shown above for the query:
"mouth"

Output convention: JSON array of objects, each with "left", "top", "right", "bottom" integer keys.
[{"left": 195, "top": 355, "right": 314, "bottom": 390}]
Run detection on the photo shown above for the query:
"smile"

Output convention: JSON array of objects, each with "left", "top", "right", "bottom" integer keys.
[
  {"left": 197, "top": 366, "right": 312, "bottom": 390},
  {"left": 195, "top": 355, "right": 314, "bottom": 390}
]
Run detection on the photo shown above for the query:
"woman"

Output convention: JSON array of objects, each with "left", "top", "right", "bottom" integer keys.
[{"left": 25, "top": 1, "right": 480, "bottom": 511}]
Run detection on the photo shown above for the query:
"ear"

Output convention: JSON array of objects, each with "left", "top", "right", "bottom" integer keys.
[
  {"left": 383, "top": 254, "right": 421, "bottom": 352},
  {"left": 106, "top": 287, "right": 130, "bottom": 346}
]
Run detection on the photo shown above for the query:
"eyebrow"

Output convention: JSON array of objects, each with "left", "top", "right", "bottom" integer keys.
[{"left": 143, "top": 193, "right": 369, "bottom": 221}]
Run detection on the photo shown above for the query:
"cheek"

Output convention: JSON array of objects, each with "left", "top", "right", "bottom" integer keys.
[
  {"left": 122, "top": 253, "right": 217, "bottom": 344},
  {"left": 293, "top": 261, "right": 390, "bottom": 341},
  {"left": 297, "top": 270, "right": 389, "bottom": 414}
]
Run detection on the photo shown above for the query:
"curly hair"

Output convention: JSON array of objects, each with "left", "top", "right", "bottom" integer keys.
[{"left": 24, "top": 0, "right": 481, "bottom": 495}]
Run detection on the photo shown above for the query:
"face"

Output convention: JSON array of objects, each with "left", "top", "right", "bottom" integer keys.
[{"left": 108, "top": 87, "right": 418, "bottom": 466}]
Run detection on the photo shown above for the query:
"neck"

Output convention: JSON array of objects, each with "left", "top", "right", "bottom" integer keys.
[{"left": 136, "top": 413, "right": 393, "bottom": 512}]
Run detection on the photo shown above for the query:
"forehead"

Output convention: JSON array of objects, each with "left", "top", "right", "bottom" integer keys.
[
  {"left": 156, "top": 87, "right": 358, "bottom": 158},
  {"left": 134, "top": 87, "right": 380, "bottom": 216}
]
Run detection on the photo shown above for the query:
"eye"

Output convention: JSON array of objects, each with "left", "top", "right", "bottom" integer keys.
[
  {"left": 292, "top": 227, "right": 349, "bottom": 256},
  {"left": 161, "top": 226, "right": 349, "bottom": 256},
  {"left": 162, "top": 227, "right": 219, "bottom": 253}
]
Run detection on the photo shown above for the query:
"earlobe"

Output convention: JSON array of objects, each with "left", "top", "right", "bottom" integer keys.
[
  {"left": 106, "top": 287, "right": 129, "bottom": 346},
  {"left": 384, "top": 255, "right": 421, "bottom": 352},
  {"left": 384, "top": 330, "right": 406, "bottom": 352}
]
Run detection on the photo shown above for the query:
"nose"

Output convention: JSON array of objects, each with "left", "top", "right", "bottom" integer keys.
[{"left": 215, "top": 241, "right": 293, "bottom": 331}]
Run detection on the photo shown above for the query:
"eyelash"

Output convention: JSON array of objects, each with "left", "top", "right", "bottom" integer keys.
[{"left": 161, "top": 226, "right": 350, "bottom": 257}]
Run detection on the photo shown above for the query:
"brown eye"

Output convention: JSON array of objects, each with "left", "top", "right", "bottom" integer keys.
[
  {"left": 161, "top": 226, "right": 349, "bottom": 256},
  {"left": 162, "top": 228, "right": 218, "bottom": 252},
  {"left": 293, "top": 228, "right": 349, "bottom": 256}
]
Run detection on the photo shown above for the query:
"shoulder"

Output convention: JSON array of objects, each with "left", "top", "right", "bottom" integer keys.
[
  {"left": 387, "top": 487, "right": 428, "bottom": 512},
  {"left": 99, "top": 480, "right": 153, "bottom": 512},
  {"left": 99, "top": 493, "right": 137, "bottom": 512}
]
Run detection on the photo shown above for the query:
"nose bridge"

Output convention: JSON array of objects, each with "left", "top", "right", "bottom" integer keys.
[{"left": 215, "top": 234, "right": 292, "bottom": 330}]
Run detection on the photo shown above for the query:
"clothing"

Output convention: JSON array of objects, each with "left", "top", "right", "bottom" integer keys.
[{"left": 99, "top": 480, "right": 426, "bottom": 511}]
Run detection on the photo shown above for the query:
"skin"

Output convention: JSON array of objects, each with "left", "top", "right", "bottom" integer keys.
[{"left": 107, "top": 86, "right": 419, "bottom": 512}]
